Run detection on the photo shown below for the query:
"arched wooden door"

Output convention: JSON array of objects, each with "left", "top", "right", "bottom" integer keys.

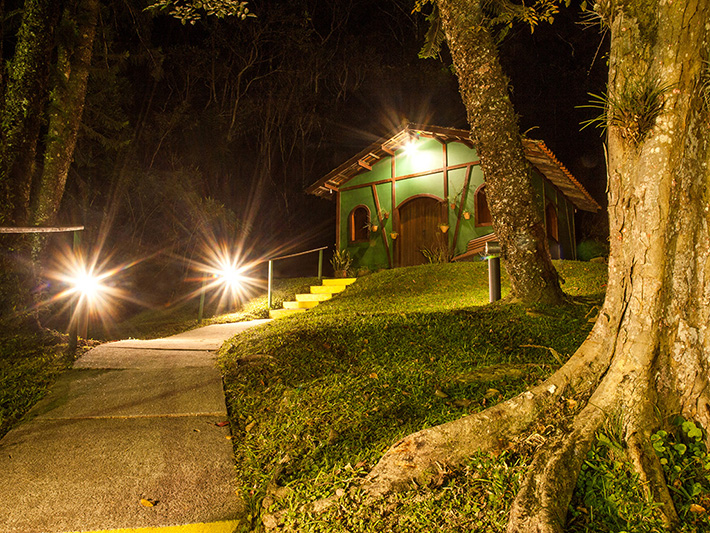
[{"left": 397, "top": 196, "right": 444, "bottom": 267}]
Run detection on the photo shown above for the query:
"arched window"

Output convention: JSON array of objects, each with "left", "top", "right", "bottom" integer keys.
[
  {"left": 474, "top": 184, "right": 492, "bottom": 227},
  {"left": 349, "top": 205, "right": 370, "bottom": 242}
]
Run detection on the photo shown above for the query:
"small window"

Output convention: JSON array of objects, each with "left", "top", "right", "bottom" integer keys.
[
  {"left": 349, "top": 206, "right": 370, "bottom": 242},
  {"left": 475, "top": 184, "right": 492, "bottom": 227}
]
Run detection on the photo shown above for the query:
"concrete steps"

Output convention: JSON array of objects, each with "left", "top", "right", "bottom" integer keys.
[{"left": 269, "top": 278, "right": 356, "bottom": 319}]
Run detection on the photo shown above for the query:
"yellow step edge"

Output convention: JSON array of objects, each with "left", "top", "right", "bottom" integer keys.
[
  {"left": 283, "top": 300, "right": 320, "bottom": 309},
  {"left": 71, "top": 519, "right": 241, "bottom": 533},
  {"left": 310, "top": 285, "right": 346, "bottom": 294},
  {"left": 296, "top": 293, "right": 332, "bottom": 302},
  {"left": 321, "top": 278, "right": 357, "bottom": 286},
  {"left": 269, "top": 308, "right": 307, "bottom": 319}
]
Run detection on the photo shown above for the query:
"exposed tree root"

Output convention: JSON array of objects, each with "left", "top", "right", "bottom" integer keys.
[
  {"left": 626, "top": 432, "right": 679, "bottom": 527},
  {"left": 360, "top": 332, "right": 611, "bottom": 498},
  {"left": 505, "top": 397, "right": 609, "bottom": 533}
]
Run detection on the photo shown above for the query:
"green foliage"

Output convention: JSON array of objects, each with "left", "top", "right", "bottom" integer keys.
[
  {"left": 579, "top": 79, "right": 670, "bottom": 144},
  {"left": 0, "top": 333, "right": 76, "bottom": 438},
  {"left": 569, "top": 426, "right": 666, "bottom": 532},
  {"left": 420, "top": 243, "right": 452, "bottom": 264},
  {"left": 418, "top": 5, "right": 445, "bottom": 60},
  {"left": 414, "top": 0, "right": 569, "bottom": 59},
  {"left": 146, "top": 0, "right": 255, "bottom": 25},
  {"left": 330, "top": 249, "right": 352, "bottom": 276},
  {"left": 652, "top": 418, "right": 710, "bottom": 526},
  {"left": 569, "top": 418, "right": 710, "bottom": 532}
]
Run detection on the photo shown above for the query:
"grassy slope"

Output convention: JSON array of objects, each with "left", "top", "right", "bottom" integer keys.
[{"left": 218, "top": 260, "right": 616, "bottom": 532}]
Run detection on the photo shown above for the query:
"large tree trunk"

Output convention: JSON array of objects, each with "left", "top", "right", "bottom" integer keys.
[
  {"left": 30, "top": 0, "right": 100, "bottom": 229},
  {"left": 0, "top": 0, "right": 63, "bottom": 226},
  {"left": 360, "top": 1, "right": 710, "bottom": 531},
  {"left": 0, "top": 0, "right": 64, "bottom": 326},
  {"left": 436, "top": 0, "right": 565, "bottom": 306}
]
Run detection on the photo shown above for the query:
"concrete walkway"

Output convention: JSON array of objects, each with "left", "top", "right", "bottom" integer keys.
[{"left": 0, "top": 320, "right": 270, "bottom": 533}]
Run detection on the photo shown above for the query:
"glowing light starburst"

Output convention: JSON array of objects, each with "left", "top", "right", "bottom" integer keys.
[
  {"left": 42, "top": 242, "right": 144, "bottom": 335},
  {"left": 66, "top": 265, "right": 107, "bottom": 302},
  {"left": 187, "top": 239, "right": 262, "bottom": 316}
]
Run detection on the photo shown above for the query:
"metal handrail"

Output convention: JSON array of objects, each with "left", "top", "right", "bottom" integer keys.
[
  {"left": 0, "top": 225, "right": 84, "bottom": 233},
  {"left": 267, "top": 246, "right": 328, "bottom": 309}
]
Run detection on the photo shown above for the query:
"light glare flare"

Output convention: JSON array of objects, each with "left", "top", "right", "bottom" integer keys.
[{"left": 69, "top": 268, "right": 105, "bottom": 300}]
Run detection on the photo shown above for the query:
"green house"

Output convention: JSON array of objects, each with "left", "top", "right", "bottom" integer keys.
[{"left": 307, "top": 124, "right": 600, "bottom": 271}]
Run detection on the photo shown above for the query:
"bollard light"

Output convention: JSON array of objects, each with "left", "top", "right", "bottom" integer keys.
[{"left": 485, "top": 242, "right": 501, "bottom": 303}]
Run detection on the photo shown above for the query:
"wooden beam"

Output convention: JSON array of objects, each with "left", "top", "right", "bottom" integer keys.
[
  {"left": 382, "top": 144, "right": 395, "bottom": 156},
  {"left": 358, "top": 159, "right": 372, "bottom": 171},
  {"left": 336, "top": 191, "right": 341, "bottom": 251},
  {"left": 451, "top": 165, "right": 473, "bottom": 256},
  {"left": 371, "top": 184, "right": 392, "bottom": 269},
  {"left": 338, "top": 161, "right": 480, "bottom": 193}
]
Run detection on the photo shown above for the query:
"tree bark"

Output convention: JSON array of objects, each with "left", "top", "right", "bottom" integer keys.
[
  {"left": 436, "top": 0, "right": 565, "bottom": 306},
  {"left": 30, "top": 0, "right": 100, "bottom": 229},
  {"left": 0, "top": 0, "right": 63, "bottom": 226}
]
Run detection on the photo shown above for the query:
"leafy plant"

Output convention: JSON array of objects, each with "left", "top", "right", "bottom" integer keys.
[
  {"left": 569, "top": 425, "right": 666, "bottom": 532},
  {"left": 569, "top": 417, "right": 710, "bottom": 532},
  {"left": 146, "top": 0, "right": 255, "bottom": 25},
  {"left": 420, "top": 242, "right": 451, "bottom": 264},
  {"left": 331, "top": 249, "right": 352, "bottom": 276},
  {"left": 579, "top": 79, "right": 670, "bottom": 144},
  {"left": 651, "top": 418, "right": 710, "bottom": 525}
]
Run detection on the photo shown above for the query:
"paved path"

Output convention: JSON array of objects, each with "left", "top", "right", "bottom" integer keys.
[{"left": 0, "top": 320, "right": 269, "bottom": 533}]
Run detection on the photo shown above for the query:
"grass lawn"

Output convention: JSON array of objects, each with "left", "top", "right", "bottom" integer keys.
[
  {"left": 216, "top": 260, "right": 624, "bottom": 532},
  {"left": 219, "top": 261, "right": 710, "bottom": 532}
]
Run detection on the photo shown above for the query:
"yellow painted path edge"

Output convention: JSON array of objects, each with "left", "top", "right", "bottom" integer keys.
[{"left": 70, "top": 520, "right": 241, "bottom": 533}]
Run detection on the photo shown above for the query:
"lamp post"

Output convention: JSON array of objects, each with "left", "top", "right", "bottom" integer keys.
[
  {"left": 198, "top": 258, "right": 245, "bottom": 323},
  {"left": 485, "top": 241, "right": 502, "bottom": 303},
  {"left": 66, "top": 259, "right": 108, "bottom": 350}
]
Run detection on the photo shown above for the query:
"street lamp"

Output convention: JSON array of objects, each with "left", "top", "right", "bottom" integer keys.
[
  {"left": 66, "top": 263, "right": 108, "bottom": 348},
  {"left": 197, "top": 256, "right": 247, "bottom": 323}
]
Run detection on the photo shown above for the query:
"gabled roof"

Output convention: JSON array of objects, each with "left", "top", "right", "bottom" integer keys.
[{"left": 306, "top": 124, "right": 600, "bottom": 212}]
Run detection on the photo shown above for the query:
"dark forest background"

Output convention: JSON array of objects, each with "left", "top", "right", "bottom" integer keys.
[{"left": 2, "top": 0, "right": 608, "bottom": 323}]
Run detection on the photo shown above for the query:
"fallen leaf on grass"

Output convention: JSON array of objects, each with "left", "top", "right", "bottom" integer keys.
[
  {"left": 453, "top": 399, "right": 472, "bottom": 408},
  {"left": 245, "top": 421, "right": 257, "bottom": 432},
  {"left": 434, "top": 389, "right": 449, "bottom": 398},
  {"left": 369, "top": 372, "right": 378, "bottom": 379},
  {"left": 215, "top": 421, "right": 229, "bottom": 427},
  {"left": 140, "top": 498, "right": 158, "bottom": 507},
  {"left": 690, "top": 504, "right": 706, "bottom": 514},
  {"left": 525, "top": 310, "right": 545, "bottom": 318}
]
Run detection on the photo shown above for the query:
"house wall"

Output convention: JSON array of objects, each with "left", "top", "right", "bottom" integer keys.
[{"left": 337, "top": 136, "right": 576, "bottom": 271}]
